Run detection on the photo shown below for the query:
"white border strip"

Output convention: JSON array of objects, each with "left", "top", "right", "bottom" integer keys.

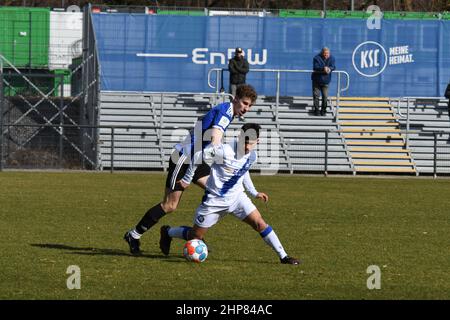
[{"left": 136, "top": 53, "right": 189, "bottom": 58}]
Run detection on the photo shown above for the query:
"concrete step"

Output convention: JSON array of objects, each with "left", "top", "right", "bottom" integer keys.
[
  {"left": 355, "top": 167, "right": 416, "bottom": 173},
  {"left": 351, "top": 153, "right": 412, "bottom": 159},
  {"left": 340, "top": 121, "right": 398, "bottom": 126},
  {"left": 339, "top": 115, "right": 397, "bottom": 120},
  {"left": 341, "top": 128, "right": 400, "bottom": 133},
  {"left": 348, "top": 147, "right": 410, "bottom": 153},
  {"left": 346, "top": 141, "right": 405, "bottom": 146},
  {"left": 343, "top": 134, "right": 403, "bottom": 139},
  {"left": 338, "top": 102, "right": 392, "bottom": 107},
  {"left": 332, "top": 97, "right": 390, "bottom": 101},
  {"left": 339, "top": 109, "right": 393, "bottom": 114},
  {"left": 353, "top": 160, "right": 413, "bottom": 165}
]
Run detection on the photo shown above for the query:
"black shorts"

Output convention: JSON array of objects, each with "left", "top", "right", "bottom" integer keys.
[{"left": 165, "top": 150, "right": 211, "bottom": 191}]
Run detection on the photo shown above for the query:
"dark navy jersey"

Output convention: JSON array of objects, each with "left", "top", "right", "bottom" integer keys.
[{"left": 175, "top": 102, "right": 234, "bottom": 156}]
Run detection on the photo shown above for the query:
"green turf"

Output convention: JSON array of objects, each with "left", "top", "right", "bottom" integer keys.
[{"left": 0, "top": 171, "right": 448, "bottom": 299}]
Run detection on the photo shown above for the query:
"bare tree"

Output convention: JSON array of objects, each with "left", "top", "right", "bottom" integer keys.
[
  {"left": 0, "top": 0, "right": 448, "bottom": 11},
  {"left": 399, "top": 0, "right": 412, "bottom": 11}
]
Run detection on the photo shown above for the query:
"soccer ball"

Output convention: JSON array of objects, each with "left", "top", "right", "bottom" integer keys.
[{"left": 183, "top": 239, "right": 208, "bottom": 263}]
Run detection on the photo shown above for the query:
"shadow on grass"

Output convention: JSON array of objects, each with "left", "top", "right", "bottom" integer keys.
[
  {"left": 29, "top": 243, "right": 185, "bottom": 262},
  {"left": 30, "top": 243, "right": 279, "bottom": 265}
]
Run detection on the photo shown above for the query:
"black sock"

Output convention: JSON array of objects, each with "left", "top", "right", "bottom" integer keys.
[{"left": 135, "top": 204, "right": 166, "bottom": 234}]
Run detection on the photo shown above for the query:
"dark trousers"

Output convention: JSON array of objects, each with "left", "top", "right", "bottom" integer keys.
[
  {"left": 230, "top": 83, "right": 245, "bottom": 97},
  {"left": 229, "top": 84, "right": 238, "bottom": 96},
  {"left": 312, "top": 82, "right": 329, "bottom": 114}
]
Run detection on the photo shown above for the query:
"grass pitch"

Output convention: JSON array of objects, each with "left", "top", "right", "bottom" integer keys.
[{"left": 0, "top": 171, "right": 449, "bottom": 300}]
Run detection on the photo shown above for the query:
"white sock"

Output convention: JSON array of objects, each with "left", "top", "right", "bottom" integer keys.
[
  {"left": 130, "top": 229, "right": 142, "bottom": 239},
  {"left": 260, "top": 226, "right": 288, "bottom": 259},
  {"left": 168, "top": 226, "right": 191, "bottom": 240}
]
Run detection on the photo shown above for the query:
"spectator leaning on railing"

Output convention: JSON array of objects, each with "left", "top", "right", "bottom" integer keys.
[{"left": 311, "top": 47, "right": 336, "bottom": 116}]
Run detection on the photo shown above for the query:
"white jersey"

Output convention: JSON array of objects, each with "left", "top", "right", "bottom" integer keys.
[{"left": 202, "top": 141, "right": 259, "bottom": 206}]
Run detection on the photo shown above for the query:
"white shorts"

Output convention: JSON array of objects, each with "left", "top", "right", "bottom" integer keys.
[{"left": 193, "top": 192, "right": 257, "bottom": 228}]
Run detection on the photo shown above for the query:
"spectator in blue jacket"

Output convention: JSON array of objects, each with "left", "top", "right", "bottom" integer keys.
[{"left": 311, "top": 47, "right": 336, "bottom": 116}]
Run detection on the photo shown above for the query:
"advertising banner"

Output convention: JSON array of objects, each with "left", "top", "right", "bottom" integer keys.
[{"left": 93, "top": 13, "right": 450, "bottom": 97}]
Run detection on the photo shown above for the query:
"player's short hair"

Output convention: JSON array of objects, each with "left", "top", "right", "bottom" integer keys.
[
  {"left": 235, "top": 84, "right": 257, "bottom": 103},
  {"left": 240, "top": 123, "right": 261, "bottom": 143}
]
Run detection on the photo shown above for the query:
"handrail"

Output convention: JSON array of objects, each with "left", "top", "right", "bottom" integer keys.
[
  {"left": 207, "top": 67, "right": 349, "bottom": 119},
  {"left": 207, "top": 69, "right": 223, "bottom": 92},
  {"left": 208, "top": 67, "right": 350, "bottom": 95},
  {"left": 395, "top": 96, "right": 445, "bottom": 118},
  {"left": 102, "top": 90, "right": 234, "bottom": 98},
  {"left": 393, "top": 96, "right": 447, "bottom": 149}
]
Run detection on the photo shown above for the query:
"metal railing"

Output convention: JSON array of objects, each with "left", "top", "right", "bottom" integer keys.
[
  {"left": 1, "top": 124, "right": 450, "bottom": 177},
  {"left": 393, "top": 96, "right": 448, "bottom": 148},
  {"left": 207, "top": 67, "right": 350, "bottom": 116}
]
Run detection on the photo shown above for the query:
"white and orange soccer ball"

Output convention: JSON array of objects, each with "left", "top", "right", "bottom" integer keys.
[{"left": 183, "top": 239, "right": 208, "bottom": 263}]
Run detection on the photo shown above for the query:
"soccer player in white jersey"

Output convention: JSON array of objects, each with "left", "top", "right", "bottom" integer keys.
[
  {"left": 160, "top": 123, "right": 300, "bottom": 265},
  {"left": 124, "top": 85, "right": 257, "bottom": 255}
]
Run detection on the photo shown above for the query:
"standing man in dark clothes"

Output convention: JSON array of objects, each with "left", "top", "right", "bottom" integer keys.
[
  {"left": 228, "top": 47, "right": 250, "bottom": 97},
  {"left": 311, "top": 47, "right": 336, "bottom": 116}
]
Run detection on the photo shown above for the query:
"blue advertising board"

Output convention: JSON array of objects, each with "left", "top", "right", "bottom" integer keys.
[{"left": 92, "top": 13, "right": 450, "bottom": 97}]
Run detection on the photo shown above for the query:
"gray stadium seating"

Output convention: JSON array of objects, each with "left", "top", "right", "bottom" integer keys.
[
  {"left": 98, "top": 91, "right": 450, "bottom": 175},
  {"left": 395, "top": 98, "right": 450, "bottom": 174}
]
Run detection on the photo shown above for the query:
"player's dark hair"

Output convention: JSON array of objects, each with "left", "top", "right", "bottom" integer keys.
[
  {"left": 240, "top": 123, "right": 261, "bottom": 143},
  {"left": 235, "top": 84, "right": 257, "bottom": 103}
]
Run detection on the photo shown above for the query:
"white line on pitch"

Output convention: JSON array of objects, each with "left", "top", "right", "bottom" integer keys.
[{"left": 136, "top": 53, "right": 189, "bottom": 58}]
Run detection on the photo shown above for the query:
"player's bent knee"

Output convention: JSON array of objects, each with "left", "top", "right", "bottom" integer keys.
[
  {"left": 162, "top": 190, "right": 183, "bottom": 213},
  {"left": 252, "top": 215, "right": 268, "bottom": 232},
  {"left": 245, "top": 211, "right": 267, "bottom": 232},
  {"left": 161, "top": 202, "right": 178, "bottom": 213},
  {"left": 255, "top": 219, "right": 268, "bottom": 233}
]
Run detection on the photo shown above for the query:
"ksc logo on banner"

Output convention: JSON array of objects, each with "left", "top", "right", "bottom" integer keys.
[
  {"left": 352, "top": 41, "right": 415, "bottom": 78},
  {"left": 352, "top": 41, "right": 388, "bottom": 78}
]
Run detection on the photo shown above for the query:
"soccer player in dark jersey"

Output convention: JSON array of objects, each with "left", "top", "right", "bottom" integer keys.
[{"left": 124, "top": 84, "right": 257, "bottom": 255}]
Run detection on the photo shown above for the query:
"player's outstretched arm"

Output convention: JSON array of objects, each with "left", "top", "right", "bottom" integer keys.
[
  {"left": 255, "top": 192, "right": 269, "bottom": 203},
  {"left": 243, "top": 171, "right": 268, "bottom": 200}
]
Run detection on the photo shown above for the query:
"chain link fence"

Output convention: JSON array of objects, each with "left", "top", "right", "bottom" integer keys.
[{"left": 0, "top": 4, "right": 100, "bottom": 171}]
